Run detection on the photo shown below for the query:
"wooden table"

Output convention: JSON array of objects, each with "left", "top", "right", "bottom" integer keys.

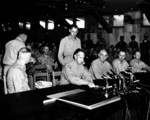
[{"left": 0, "top": 84, "right": 149, "bottom": 120}]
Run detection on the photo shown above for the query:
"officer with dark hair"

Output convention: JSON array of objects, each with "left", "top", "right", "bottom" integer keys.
[{"left": 60, "top": 48, "right": 96, "bottom": 88}]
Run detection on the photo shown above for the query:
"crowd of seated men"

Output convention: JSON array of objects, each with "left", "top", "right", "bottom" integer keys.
[
  {"left": 26, "top": 42, "right": 61, "bottom": 73},
  {"left": 1, "top": 33, "right": 150, "bottom": 94},
  {"left": 82, "top": 34, "right": 150, "bottom": 87}
]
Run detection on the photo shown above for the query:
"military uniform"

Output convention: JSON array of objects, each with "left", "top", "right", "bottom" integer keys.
[
  {"left": 58, "top": 35, "right": 81, "bottom": 66},
  {"left": 60, "top": 60, "right": 92, "bottom": 85}
]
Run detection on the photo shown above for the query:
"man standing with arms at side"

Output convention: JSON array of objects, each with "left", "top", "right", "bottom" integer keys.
[
  {"left": 58, "top": 25, "right": 81, "bottom": 66},
  {"left": 2, "top": 33, "right": 27, "bottom": 94}
]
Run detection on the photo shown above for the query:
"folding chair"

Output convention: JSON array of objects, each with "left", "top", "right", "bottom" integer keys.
[
  {"left": 33, "top": 64, "right": 51, "bottom": 89},
  {"left": 52, "top": 71, "right": 61, "bottom": 87}
]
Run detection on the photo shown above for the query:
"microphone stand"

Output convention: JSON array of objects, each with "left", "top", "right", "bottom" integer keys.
[
  {"left": 102, "top": 75, "right": 109, "bottom": 98},
  {"left": 107, "top": 72, "right": 117, "bottom": 95}
]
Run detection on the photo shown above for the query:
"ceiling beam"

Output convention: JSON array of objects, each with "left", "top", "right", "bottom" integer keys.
[
  {"left": 139, "top": 0, "right": 150, "bottom": 23},
  {"left": 89, "top": 9, "right": 112, "bottom": 33}
]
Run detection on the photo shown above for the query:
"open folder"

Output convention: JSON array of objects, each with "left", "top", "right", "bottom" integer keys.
[{"left": 45, "top": 88, "right": 121, "bottom": 110}]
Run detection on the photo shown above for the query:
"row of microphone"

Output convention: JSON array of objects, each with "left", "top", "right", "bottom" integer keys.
[{"left": 101, "top": 69, "right": 134, "bottom": 80}]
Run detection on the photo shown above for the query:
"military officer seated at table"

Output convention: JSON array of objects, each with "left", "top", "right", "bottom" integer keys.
[
  {"left": 60, "top": 48, "right": 96, "bottom": 88},
  {"left": 129, "top": 50, "right": 150, "bottom": 84},
  {"left": 6, "top": 47, "right": 31, "bottom": 94},
  {"left": 89, "top": 49, "right": 113, "bottom": 80},
  {"left": 130, "top": 50, "right": 150, "bottom": 73},
  {"left": 112, "top": 50, "right": 129, "bottom": 75}
]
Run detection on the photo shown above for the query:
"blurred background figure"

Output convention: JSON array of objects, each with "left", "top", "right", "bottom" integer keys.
[
  {"left": 37, "top": 45, "right": 57, "bottom": 73},
  {"left": 115, "top": 36, "right": 127, "bottom": 51},
  {"left": 125, "top": 47, "right": 133, "bottom": 63},
  {"left": 96, "top": 31, "right": 106, "bottom": 49},
  {"left": 85, "top": 34, "right": 93, "bottom": 49},
  {"left": 128, "top": 35, "right": 139, "bottom": 53},
  {"left": 140, "top": 33, "right": 150, "bottom": 65},
  {"left": 107, "top": 45, "right": 117, "bottom": 65}
]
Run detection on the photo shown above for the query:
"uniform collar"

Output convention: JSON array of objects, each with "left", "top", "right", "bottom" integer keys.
[{"left": 16, "top": 37, "right": 23, "bottom": 42}]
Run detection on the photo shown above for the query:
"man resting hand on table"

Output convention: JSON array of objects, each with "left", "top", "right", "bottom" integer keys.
[{"left": 60, "top": 48, "right": 95, "bottom": 88}]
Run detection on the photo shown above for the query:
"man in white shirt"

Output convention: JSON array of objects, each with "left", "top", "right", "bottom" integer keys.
[
  {"left": 3, "top": 33, "right": 27, "bottom": 76},
  {"left": 60, "top": 48, "right": 95, "bottom": 88},
  {"left": 89, "top": 49, "right": 112, "bottom": 79},
  {"left": 6, "top": 47, "right": 31, "bottom": 94},
  {"left": 112, "top": 50, "right": 129, "bottom": 74},
  {"left": 58, "top": 25, "right": 81, "bottom": 66},
  {"left": 2, "top": 33, "right": 27, "bottom": 94}
]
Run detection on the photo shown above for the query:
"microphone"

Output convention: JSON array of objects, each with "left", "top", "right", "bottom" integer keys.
[
  {"left": 107, "top": 72, "right": 114, "bottom": 78},
  {"left": 110, "top": 69, "right": 117, "bottom": 75},
  {"left": 101, "top": 75, "right": 107, "bottom": 79},
  {"left": 110, "top": 69, "right": 123, "bottom": 80}
]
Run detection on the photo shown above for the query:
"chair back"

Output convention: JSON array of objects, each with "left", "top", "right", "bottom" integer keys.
[
  {"left": 3, "top": 76, "right": 7, "bottom": 94},
  {"left": 33, "top": 64, "right": 50, "bottom": 89},
  {"left": 52, "top": 71, "right": 61, "bottom": 86}
]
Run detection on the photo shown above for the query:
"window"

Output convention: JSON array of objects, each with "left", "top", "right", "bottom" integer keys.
[
  {"left": 26, "top": 22, "right": 31, "bottom": 30},
  {"left": 76, "top": 17, "right": 85, "bottom": 28},
  {"left": 142, "top": 13, "right": 150, "bottom": 26},
  {"left": 65, "top": 18, "right": 73, "bottom": 25},
  {"left": 65, "top": 17, "right": 85, "bottom": 28},
  {"left": 39, "top": 20, "right": 46, "bottom": 29},
  {"left": 113, "top": 15, "right": 124, "bottom": 27},
  {"left": 48, "top": 20, "right": 54, "bottom": 30}
]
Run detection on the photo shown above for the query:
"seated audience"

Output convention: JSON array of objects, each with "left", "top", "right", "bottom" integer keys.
[
  {"left": 107, "top": 45, "right": 117, "bottom": 64},
  {"left": 96, "top": 31, "right": 106, "bottom": 49},
  {"left": 89, "top": 49, "right": 112, "bottom": 79},
  {"left": 26, "top": 42, "right": 36, "bottom": 63},
  {"left": 34, "top": 42, "right": 43, "bottom": 59},
  {"left": 125, "top": 47, "right": 133, "bottom": 63},
  {"left": 115, "top": 36, "right": 127, "bottom": 51},
  {"left": 60, "top": 48, "right": 96, "bottom": 88},
  {"left": 49, "top": 43, "right": 61, "bottom": 70},
  {"left": 140, "top": 33, "right": 150, "bottom": 65},
  {"left": 130, "top": 50, "right": 150, "bottom": 73},
  {"left": 49, "top": 43, "right": 58, "bottom": 62},
  {"left": 112, "top": 50, "right": 129, "bottom": 74},
  {"left": 37, "top": 45, "right": 57, "bottom": 73},
  {"left": 85, "top": 34, "right": 93, "bottom": 49},
  {"left": 128, "top": 35, "right": 139, "bottom": 53},
  {"left": 84, "top": 47, "right": 97, "bottom": 69},
  {"left": 6, "top": 47, "right": 31, "bottom": 94}
]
